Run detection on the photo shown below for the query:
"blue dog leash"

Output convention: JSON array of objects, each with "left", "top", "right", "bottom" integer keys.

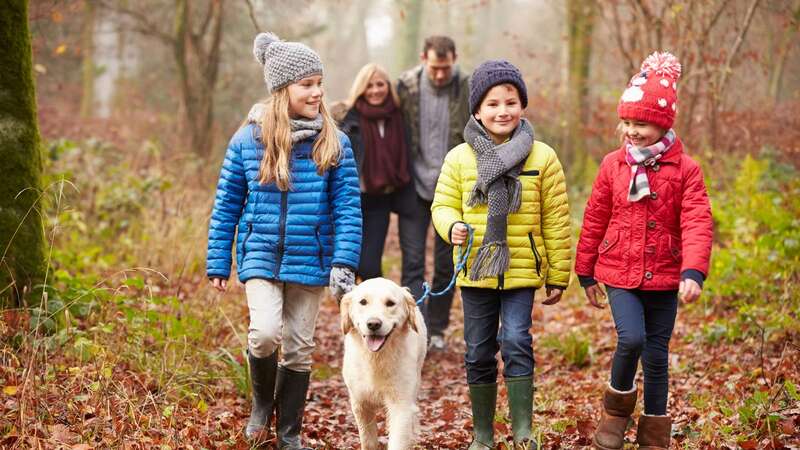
[{"left": 416, "top": 223, "right": 474, "bottom": 306}]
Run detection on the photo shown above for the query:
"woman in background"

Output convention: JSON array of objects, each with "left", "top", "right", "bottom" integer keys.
[{"left": 339, "top": 63, "right": 416, "bottom": 284}]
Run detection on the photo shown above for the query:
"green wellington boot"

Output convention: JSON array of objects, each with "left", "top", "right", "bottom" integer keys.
[
  {"left": 468, "top": 383, "right": 497, "bottom": 450},
  {"left": 506, "top": 376, "right": 537, "bottom": 450}
]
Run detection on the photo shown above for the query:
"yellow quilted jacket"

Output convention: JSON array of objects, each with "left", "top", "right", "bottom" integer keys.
[{"left": 431, "top": 141, "right": 572, "bottom": 289}]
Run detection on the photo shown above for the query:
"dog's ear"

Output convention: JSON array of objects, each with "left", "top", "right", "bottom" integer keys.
[
  {"left": 340, "top": 292, "right": 354, "bottom": 335},
  {"left": 402, "top": 287, "right": 418, "bottom": 333}
]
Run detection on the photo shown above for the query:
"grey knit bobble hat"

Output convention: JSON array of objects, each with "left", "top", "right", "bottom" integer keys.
[{"left": 253, "top": 32, "right": 324, "bottom": 92}]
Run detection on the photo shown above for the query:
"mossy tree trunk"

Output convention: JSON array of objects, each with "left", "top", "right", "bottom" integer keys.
[{"left": 0, "top": 0, "right": 47, "bottom": 308}]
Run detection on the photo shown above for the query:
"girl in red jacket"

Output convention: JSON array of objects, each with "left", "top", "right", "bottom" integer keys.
[{"left": 575, "top": 52, "right": 712, "bottom": 450}]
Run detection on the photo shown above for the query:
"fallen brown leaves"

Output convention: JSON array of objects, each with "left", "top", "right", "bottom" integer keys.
[
  {"left": 2, "top": 268, "right": 799, "bottom": 449},
  {"left": 4, "top": 285, "right": 798, "bottom": 449}
]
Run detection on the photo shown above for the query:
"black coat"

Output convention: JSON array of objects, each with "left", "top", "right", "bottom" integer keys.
[{"left": 338, "top": 107, "right": 365, "bottom": 177}]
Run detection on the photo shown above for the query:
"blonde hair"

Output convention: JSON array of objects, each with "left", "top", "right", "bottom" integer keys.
[
  {"left": 616, "top": 121, "right": 626, "bottom": 144},
  {"left": 345, "top": 63, "right": 400, "bottom": 108},
  {"left": 257, "top": 88, "right": 341, "bottom": 191}
]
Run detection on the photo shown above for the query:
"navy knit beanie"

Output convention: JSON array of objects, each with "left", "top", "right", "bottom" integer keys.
[{"left": 469, "top": 59, "right": 528, "bottom": 113}]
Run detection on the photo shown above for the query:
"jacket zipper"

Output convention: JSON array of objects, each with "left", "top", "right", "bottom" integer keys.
[
  {"left": 528, "top": 232, "right": 542, "bottom": 277},
  {"left": 274, "top": 191, "right": 288, "bottom": 277},
  {"left": 315, "top": 225, "right": 324, "bottom": 270},
  {"left": 242, "top": 222, "right": 253, "bottom": 260}
]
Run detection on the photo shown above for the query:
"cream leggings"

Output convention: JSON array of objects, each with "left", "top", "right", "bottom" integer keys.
[{"left": 245, "top": 278, "right": 323, "bottom": 371}]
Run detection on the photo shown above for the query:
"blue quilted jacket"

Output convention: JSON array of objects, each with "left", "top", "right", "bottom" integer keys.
[{"left": 206, "top": 123, "right": 362, "bottom": 286}]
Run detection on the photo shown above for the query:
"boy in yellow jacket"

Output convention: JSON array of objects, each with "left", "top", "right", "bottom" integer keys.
[{"left": 431, "top": 60, "right": 572, "bottom": 449}]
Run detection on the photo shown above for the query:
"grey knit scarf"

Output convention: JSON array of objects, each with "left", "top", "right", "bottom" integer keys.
[
  {"left": 290, "top": 115, "right": 323, "bottom": 143},
  {"left": 464, "top": 116, "right": 534, "bottom": 281}
]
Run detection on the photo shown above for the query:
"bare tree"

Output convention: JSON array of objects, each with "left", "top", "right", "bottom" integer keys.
[
  {"left": 764, "top": 1, "right": 800, "bottom": 105},
  {"left": 99, "top": 0, "right": 224, "bottom": 157},
  {"left": 599, "top": 0, "right": 763, "bottom": 149},
  {"left": 708, "top": 0, "right": 761, "bottom": 148}
]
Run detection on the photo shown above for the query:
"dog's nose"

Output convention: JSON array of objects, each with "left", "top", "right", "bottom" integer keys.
[{"left": 366, "top": 319, "right": 382, "bottom": 331}]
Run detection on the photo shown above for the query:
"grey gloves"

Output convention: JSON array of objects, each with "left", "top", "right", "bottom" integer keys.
[{"left": 329, "top": 265, "right": 355, "bottom": 301}]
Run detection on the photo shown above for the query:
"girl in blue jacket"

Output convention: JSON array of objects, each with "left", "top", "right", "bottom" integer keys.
[{"left": 206, "top": 32, "right": 361, "bottom": 448}]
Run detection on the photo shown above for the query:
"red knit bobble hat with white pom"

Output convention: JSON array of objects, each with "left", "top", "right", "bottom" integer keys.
[{"left": 617, "top": 51, "right": 682, "bottom": 130}]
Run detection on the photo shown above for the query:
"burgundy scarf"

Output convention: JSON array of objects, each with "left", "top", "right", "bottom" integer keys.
[{"left": 354, "top": 97, "right": 410, "bottom": 194}]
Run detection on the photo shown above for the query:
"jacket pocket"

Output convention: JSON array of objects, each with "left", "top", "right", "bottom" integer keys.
[
  {"left": 668, "top": 234, "right": 682, "bottom": 263},
  {"left": 314, "top": 225, "right": 324, "bottom": 270},
  {"left": 528, "top": 232, "right": 542, "bottom": 277},
  {"left": 598, "top": 230, "right": 620, "bottom": 255},
  {"left": 240, "top": 222, "right": 253, "bottom": 262},
  {"left": 518, "top": 170, "right": 542, "bottom": 207}
]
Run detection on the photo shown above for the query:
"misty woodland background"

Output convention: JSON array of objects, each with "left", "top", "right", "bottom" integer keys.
[{"left": 1, "top": 0, "right": 799, "bottom": 448}]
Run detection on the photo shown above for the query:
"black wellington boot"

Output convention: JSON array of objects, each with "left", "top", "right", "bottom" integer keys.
[
  {"left": 275, "top": 366, "right": 312, "bottom": 450},
  {"left": 245, "top": 350, "right": 278, "bottom": 442}
]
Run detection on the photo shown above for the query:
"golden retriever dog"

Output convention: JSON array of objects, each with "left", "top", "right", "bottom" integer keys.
[{"left": 340, "top": 277, "right": 427, "bottom": 450}]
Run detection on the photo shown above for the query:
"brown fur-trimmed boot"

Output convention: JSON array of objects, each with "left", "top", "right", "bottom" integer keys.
[
  {"left": 636, "top": 414, "right": 671, "bottom": 450},
  {"left": 592, "top": 384, "right": 637, "bottom": 450}
]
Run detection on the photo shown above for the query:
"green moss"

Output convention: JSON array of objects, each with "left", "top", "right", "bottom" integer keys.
[{"left": 0, "top": 0, "right": 46, "bottom": 307}]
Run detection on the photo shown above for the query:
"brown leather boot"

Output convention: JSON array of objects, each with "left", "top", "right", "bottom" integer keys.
[
  {"left": 636, "top": 414, "right": 671, "bottom": 449},
  {"left": 592, "top": 384, "right": 637, "bottom": 450}
]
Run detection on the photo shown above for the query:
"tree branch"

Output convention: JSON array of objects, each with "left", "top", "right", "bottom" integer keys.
[
  {"left": 198, "top": 0, "right": 215, "bottom": 37},
  {"left": 204, "top": 0, "right": 224, "bottom": 85},
  {"left": 97, "top": 0, "right": 174, "bottom": 45},
  {"left": 244, "top": 0, "right": 262, "bottom": 32},
  {"left": 173, "top": 0, "right": 192, "bottom": 111},
  {"left": 702, "top": 0, "right": 733, "bottom": 39},
  {"left": 608, "top": 2, "right": 636, "bottom": 75},
  {"left": 718, "top": 0, "right": 762, "bottom": 95}
]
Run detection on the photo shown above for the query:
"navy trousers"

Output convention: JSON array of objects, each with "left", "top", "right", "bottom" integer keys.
[{"left": 607, "top": 287, "right": 678, "bottom": 415}]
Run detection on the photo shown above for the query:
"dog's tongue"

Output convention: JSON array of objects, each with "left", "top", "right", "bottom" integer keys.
[{"left": 366, "top": 335, "right": 386, "bottom": 352}]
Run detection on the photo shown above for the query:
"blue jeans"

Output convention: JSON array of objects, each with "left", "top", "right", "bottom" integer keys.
[
  {"left": 608, "top": 287, "right": 678, "bottom": 415},
  {"left": 461, "top": 287, "right": 535, "bottom": 385}
]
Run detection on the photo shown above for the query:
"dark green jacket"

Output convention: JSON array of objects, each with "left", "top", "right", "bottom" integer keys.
[{"left": 396, "top": 65, "right": 470, "bottom": 162}]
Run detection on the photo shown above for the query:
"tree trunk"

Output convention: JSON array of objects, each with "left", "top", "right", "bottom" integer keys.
[
  {"left": 0, "top": 0, "right": 46, "bottom": 307},
  {"left": 767, "top": 3, "right": 800, "bottom": 105},
  {"left": 173, "top": 0, "right": 222, "bottom": 157},
  {"left": 80, "top": 0, "right": 96, "bottom": 118},
  {"left": 396, "top": 0, "right": 423, "bottom": 72},
  {"left": 563, "top": 0, "right": 596, "bottom": 178}
]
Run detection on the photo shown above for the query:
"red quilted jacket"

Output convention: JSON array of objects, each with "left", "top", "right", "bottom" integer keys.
[{"left": 575, "top": 139, "right": 713, "bottom": 290}]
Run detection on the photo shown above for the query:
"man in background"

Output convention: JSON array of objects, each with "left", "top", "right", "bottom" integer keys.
[{"left": 397, "top": 35, "right": 470, "bottom": 351}]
